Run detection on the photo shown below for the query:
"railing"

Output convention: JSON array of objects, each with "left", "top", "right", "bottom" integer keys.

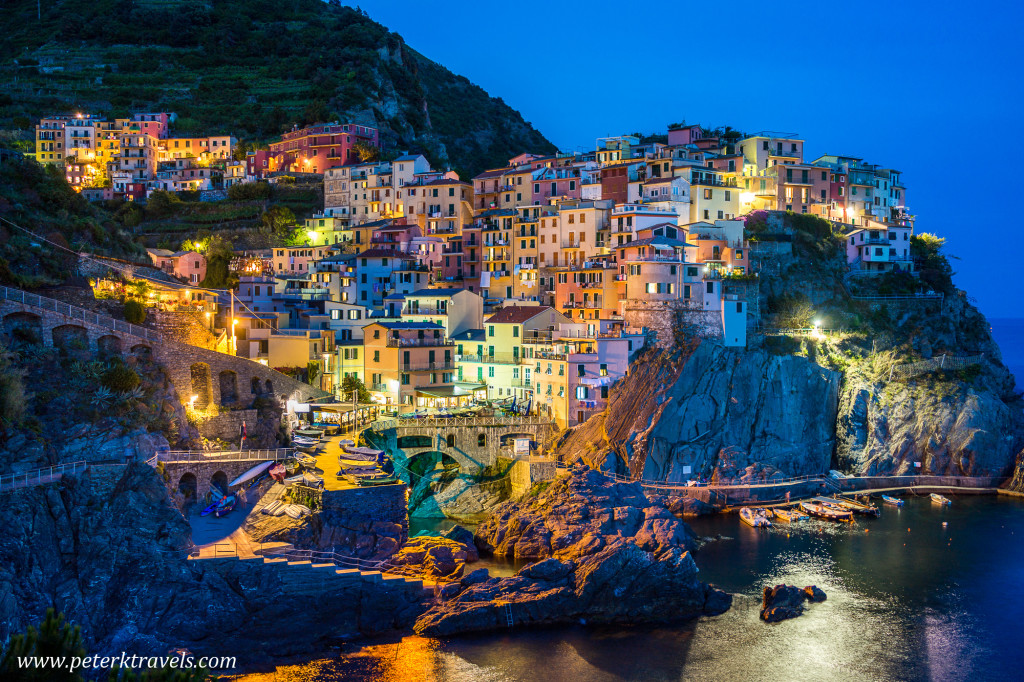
[
  {"left": 370, "top": 383, "right": 389, "bottom": 392},
  {"left": 152, "top": 449, "right": 294, "bottom": 464},
  {"left": 402, "top": 361, "right": 456, "bottom": 371},
  {"left": 385, "top": 338, "right": 453, "bottom": 347},
  {"left": 1, "top": 286, "right": 163, "bottom": 342},
  {"left": 457, "top": 353, "right": 521, "bottom": 365},
  {"left": 371, "top": 414, "right": 555, "bottom": 431},
  {"left": 0, "top": 460, "right": 88, "bottom": 491},
  {"left": 888, "top": 353, "right": 984, "bottom": 382}
]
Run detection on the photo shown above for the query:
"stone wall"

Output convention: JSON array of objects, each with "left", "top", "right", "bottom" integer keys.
[
  {"left": 149, "top": 310, "right": 219, "bottom": 349},
  {"left": 621, "top": 300, "right": 721, "bottom": 349},
  {"left": 201, "top": 409, "right": 260, "bottom": 444},
  {"left": 510, "top": 459, "right": 557, "bottom": 499},
  {"left": 371, "top": 422, "right": 556, "bottom": 473}
]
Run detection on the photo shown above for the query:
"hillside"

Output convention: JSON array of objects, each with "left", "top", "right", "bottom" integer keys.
[{"left": 0, "top": 0, "right": 556, "bottom": 176}]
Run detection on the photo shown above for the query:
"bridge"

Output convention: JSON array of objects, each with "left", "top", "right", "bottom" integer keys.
[
  {"left": 367, "top": 414, "right": 557, "bottom": 473},
  {"left": 151, "top": 448, "right": 294, "bottom": 500},
  {"left": 0, "top": 285, "right": 328, "bottom": 413}
]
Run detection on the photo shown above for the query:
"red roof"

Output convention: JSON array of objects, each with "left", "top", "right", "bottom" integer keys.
[{"left": 486, "top": 305, "right": 552, "bottom": 324}]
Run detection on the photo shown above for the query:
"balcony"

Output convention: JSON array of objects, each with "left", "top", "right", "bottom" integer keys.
[
  {"left": 457, "top": 353, "right": 521, "bottom": 364},
  {"left": 385, "top": 337, "right": 454, "bottom": 347},
  {"left": 402, "top": 361, "right": 456, "bottom": 371},
  {"left": 562, "top": 240, "right": 582, "bottom": 249},
  {"left": 689, "top": 176, "right": 737, "bottom": 187},
  {"left": 402, "top": 306, "right": 447, "bottom": 315},
  {"left": 370, "top": 383, "right": 390, "bottom": 392},
  {"left": 534, "top": 351, "right": 567, "bottom": 361},
  {"left": 522, "top": 331, "right": 554, "bottom": 344}
]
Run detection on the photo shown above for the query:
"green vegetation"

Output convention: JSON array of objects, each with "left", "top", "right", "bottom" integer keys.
[
  {"left": 911, "top": 232, "right": 955, "bottom": 293},
  {"left": 341, "top": 375, "right": 372, "bottom": 403},
  {"left": 197, "top": 236, "right": 237, "bottom": 289},
  {"left": 0, "top": 158, "right": 146, "bottom": 286},
  {"left": 123, "top": 299, "right": 146, "bottom": 324},
  {"left": 101, "top": 363, "right": 142, "bottom": 392},
  {"left": 0, "top": 608, "right": 86, "bottom": 682},
  {"left": 0, "top": 0, "right": 555, "bottom": 176},
  {"left": 0, "top": 341, "right": 26, "bottom": 440}
]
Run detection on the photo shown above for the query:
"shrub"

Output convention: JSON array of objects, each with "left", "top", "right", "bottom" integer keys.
[
  {"left": 101, "top": 364, "right": 141, "bottom": 392},
  {"left": 123, "top": 299, "right": 146, "bottom": 324}
]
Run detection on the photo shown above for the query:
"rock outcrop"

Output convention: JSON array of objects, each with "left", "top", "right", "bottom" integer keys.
[
  {"left": 760, "top": 584, "right": 827, "bottom": 622},
  {"left": 245, "top": 505, "right": 405, "bottom": 561},
  {"left": 414, "top": 539, "right": 731, "bottom": 636},
  {"left": 474, "top": 465, "right": 698, "bottom": 561},
  {"left": 387, "top": 534, "right": 479, "bottom": 580},
  {"left": 557, "top": 343, "right": 841, "bottom": 483}
]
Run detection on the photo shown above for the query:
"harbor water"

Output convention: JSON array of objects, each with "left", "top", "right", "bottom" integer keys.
[{"left": 234, "top": 494, "right": 1024, "bottom": 681}]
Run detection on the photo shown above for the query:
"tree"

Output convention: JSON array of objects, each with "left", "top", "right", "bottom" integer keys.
[
  {"left": 352, "top": 140, "right": 379, "bottom": 163},
  {"left": 0, "top": 341, "right": 25, "bottom": 442},
  {"left": 145, "top": 190, "right": 181, "bottom": 218},
  {"left": 199, "top": 235, "right": 237, "bottom": 288},
  {"left": 123, "top": 299, "right": 146, "bottom": 324},
  {"left": 258, "top": 205, "right": 295, "bottom": 239},
  {"left": 306, "top": 360, "right": 321, "bottom": 386},
  {"left": 341, "top": 375, "right": 371, "bottom": 403},
  {"left": 0, "top": 608, "right": 86, "bottom": 682},
  {"left": 911, "top": 233, "right": 955, "bottom": 292}
]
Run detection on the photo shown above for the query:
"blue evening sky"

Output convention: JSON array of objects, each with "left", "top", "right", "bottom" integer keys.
[{"left": 351, "top": 0, "right": 1024, "bottom": 319}]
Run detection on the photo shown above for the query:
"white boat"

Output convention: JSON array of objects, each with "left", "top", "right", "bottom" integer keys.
[
  {"left": 930, "top": 493, "right": 952, "bottom": 505},
  {"left": 772, "top": 507, "right": 808, "bottom": 522},
  {"left": 284, "top": 504, "right": 303, "bottom": 519},
  {"left": 227, "top": 461, "right": 274, "bottom": 488},
  {"left": 292, "top": 504, "right": 312, "bottom": 516},
  {"left": 343, "top": 445, "right": 383, "bottom": 457},
  {"left": 262, "top": 500, "right": 283, "bottom": 516},
  {"left": 271, "top": 503, "right": 288, "bottom": 517},
  {"left": 740, "top": 507, "right": 772, "bottom": 528}
]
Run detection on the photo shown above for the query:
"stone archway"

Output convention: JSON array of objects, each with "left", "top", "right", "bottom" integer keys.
[
  {"left": 97, "top": 334, "right": 122, "bottom": 358},
  {"left": 211, "top": 470, "right": 228, "bottom": 495},
  {"left": 2, "top": 311, "right": 42, "bottom": 345},
  {"left": 178, "top": 472, "right": 198, "bottom": 499},
  {"left": 190, "top": 362, "right": 213, "bottom": 409},
  {"left": 218, "top": 370, "right": 238, "bottom": 405},
  {"left": 264, "top": 379, "right": 273, "bottom": 395},
  {"left": 52, "top": 324, "right": 89, "bottom": 351},
  {"left": 250, "top": 376, "right": 261, "bottom": 395},
  {"left": 130, "top": 343, "right": 152, "bottom": 358}
]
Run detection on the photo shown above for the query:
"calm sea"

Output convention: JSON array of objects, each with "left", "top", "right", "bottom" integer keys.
[{"left": 233, "top": 495, "right": 1024, "bottom": 682}]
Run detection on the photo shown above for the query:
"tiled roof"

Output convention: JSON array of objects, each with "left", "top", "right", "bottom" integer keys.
[
  {"left": 370, "top": 321, "right": 445, "bottom": 330},
  {"left": 486, "top": 305, "right": 552, "bottom": 324}
]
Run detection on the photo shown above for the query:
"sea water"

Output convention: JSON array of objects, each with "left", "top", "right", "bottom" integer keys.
[{"left": 233, "top": 495, "right": 1024, "bottom": 681}]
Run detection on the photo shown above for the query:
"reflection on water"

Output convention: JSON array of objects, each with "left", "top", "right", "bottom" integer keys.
[{"left": 233, "top": 496, "right": 1024, "bottom": 681}]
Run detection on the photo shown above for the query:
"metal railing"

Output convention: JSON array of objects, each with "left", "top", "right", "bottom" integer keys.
[
  {"left": 152, "top": 448, "right": 295, "bottom": 464},
  {"left": 371, "top": 414, "right": 555, "bottom": 431},
  {"left": 1, "top": 286, "right": 163, "bottom": 342},
  {"left": 889, "top": 353, "right": 984, "bottom": 381},
  {"left": 0, "top": 460, "right": 88, "bottom": 491}
]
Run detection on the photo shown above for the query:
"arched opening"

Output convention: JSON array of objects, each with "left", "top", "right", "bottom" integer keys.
[
  {"left": 190, "top": 362, "right": 213, "bottom": 409},
  {"left": 477, "top": 433, "right": 486, "bottom": 448},
  {"left": 178, "top": 472, "right": 198, "bottom": 499},
  {"left": 130, "top": 343, "right": 152, "bottom": 358},
  {"left": 211, "top": 470, "right": 228, "bottom": 495},
  {"left": 446, "top": 434, "right": 456, "bottom": 449},
  {"left": 2, "top": 312, "right": 42, "bottom": 346},
  {"left": 218, "top": 370, "right": 239, "bottom": 404},
  {"left": 97, "top": 335, "right": 122, "bottom": 358},
  {"left": 265, "top": 379, "right": 273, "bottom": 395},
  {"left": 398, "top": 435, "right": 434, "bottom": 449},
  {"left": 52, "top": 324, "right": 89, "bottom": 351},
  {"left": 250, "top": 376, "right": 261, "bottom": 395}
]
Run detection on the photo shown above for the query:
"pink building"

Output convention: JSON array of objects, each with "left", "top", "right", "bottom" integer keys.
[
  {"left": 146, "top": 249, "right": 207, "bottom": 284},
  {"left": 269, "top": 122, "right": 379, "bottom": 174},
  {"left": 667, "top": 123, "right": 703, "bottom": 147},
  {"left": 844, "top": 221, "right": 913, "bottom": 273}
]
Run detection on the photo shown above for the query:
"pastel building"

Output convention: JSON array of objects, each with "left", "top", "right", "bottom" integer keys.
[{"left": 269, "top": 122, "right": 379, "bottom": 174}]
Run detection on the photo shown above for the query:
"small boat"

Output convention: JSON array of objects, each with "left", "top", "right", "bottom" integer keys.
[
  {"left": 271, "top": 503, "right": 288, "bottom": 516},
  {"left": 772, "top": 507, "right": 809, "bottom": 522},
  {"left": 283, "top": 504, "right": 310, "bottom": 520},
  {"left": 800, "top": 501, "right": 854, "bottom": 523},
  {"left": 882, "top": 495, "right": 904, "bottom": 507},
  {"left": 292, "top": 504, "right": 312, "bottom": 516},
  {"left": 824, "top": 496, "right": 880, "bottom": 517},
  {"left": 294, "top": 453, "right": 318, "bottom": 467},
  {"left": 354, "top": 474, "right": 399, "bottom": 487},
  {"left": 740, "top": 507, "right": 772, "bottom": 528},
  {"left": 214, "top": 495, "right": 236, "bottom": 517},
  {"left": 262, "top": 500, "right": 283, "bottom": 515},
  {"left": 228, "top": 461, "right": 275, "bottom": 488},
  {"left": 930, "top": 493, "right": 952, "bottom": 506},
  {"left": 343, "top": 445, "right": 383, "bottom": 458}
]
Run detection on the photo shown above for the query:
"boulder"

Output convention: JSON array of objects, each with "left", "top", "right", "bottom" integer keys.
[{"left": 760, "top": 584, "right": 827, "bottom": 622}]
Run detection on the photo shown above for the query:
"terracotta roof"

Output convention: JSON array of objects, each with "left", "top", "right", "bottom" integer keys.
[{"left": 486, "top": 305, "right": 552, "bottom": 325}]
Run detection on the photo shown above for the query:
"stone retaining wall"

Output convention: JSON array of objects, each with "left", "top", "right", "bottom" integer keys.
[{"left": 510, "top": 459, "right": 557, "bottom": 499}]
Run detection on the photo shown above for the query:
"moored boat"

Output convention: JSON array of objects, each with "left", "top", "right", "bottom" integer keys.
[
  {"left": 800, "top": 501, "right": 854, "bottom": 522},
  {"left": 882, "top": 495, "right": 904, "bottom": 507},
  {"left": 930, "top": 493, "right": 952, "bottom": 505},
  {"left": 827, "top": 496, "right": 880, "bottom": 516},
  {"left": 740, "top": 507, "right": 772, "bottom": 528},
  {"left": 773, "top": 507, "right": 809, "bottom": 522}
]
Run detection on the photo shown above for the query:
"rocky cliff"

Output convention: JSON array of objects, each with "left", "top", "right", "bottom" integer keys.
[
  {"left": 557, "top": 343, "right": 842, "bottom": 483},
  {"left": 415, "top": 466, "right": 729, "bottom": 636}
]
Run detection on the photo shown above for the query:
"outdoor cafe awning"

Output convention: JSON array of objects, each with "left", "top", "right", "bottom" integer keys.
[{"left": 414, "top": 383, "right": 487, "bottom": 398}]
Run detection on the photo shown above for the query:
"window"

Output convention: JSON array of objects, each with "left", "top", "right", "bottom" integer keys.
[
  {"left": 477, "top": 433, "right": 486, "bottom": 447},
  {"left": 401, "top": 373, "right": 410, "bottom": 385},
  {"left": 373, "top": 350, "right": 380, "bottom": 362},
  {"left": 513, "top": 327, "right": 519, "bottom": 338},
  {"left": 703, "top": 188, "right": 712, "bottom": 200},
  {"left": 488, "top": 326, "right": 494, "bottom": 337}
]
